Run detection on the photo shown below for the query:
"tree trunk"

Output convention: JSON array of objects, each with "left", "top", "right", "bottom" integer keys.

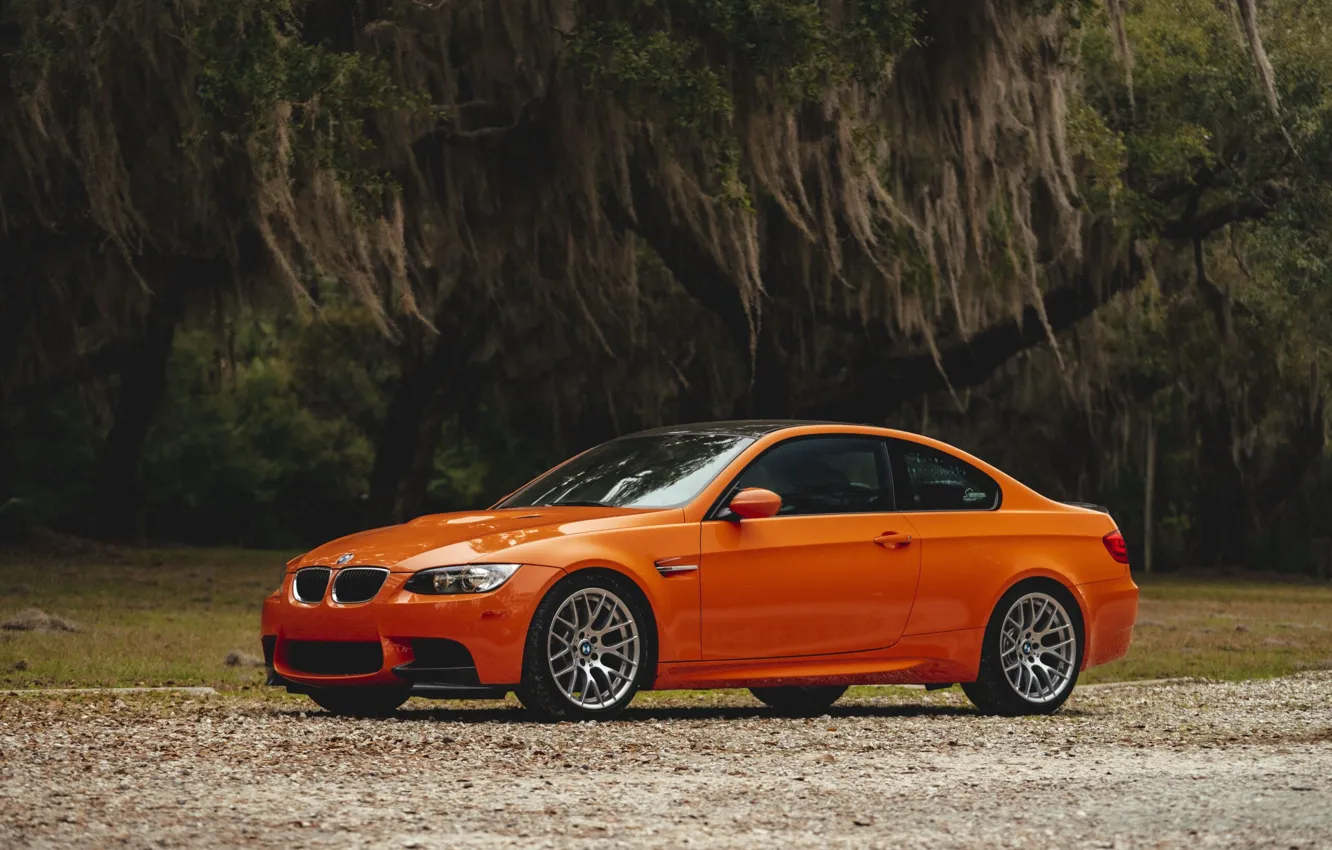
[
  {"left": 397, "top": 390, "right": 453, "bottom": 521},
  {"left": 748, "top": 318, "right": 795, "bottom": 417},
  {"left": 364, "top": 351, "right": 431, "bottom": 527},
  {"left": 1192, "top": 397, "right": 1249, "bottom": 566},
  {"left": 1143, "top": 408, "right": 1156, "bottom": 574},
  {"left": 89, "top": 283, "right": 185, "bottom": 540},
  {"left": 365, "top": 300, "right": 491, "bottom": 527}
]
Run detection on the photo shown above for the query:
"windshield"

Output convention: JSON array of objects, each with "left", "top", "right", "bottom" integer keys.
[{"left": 499, "top": 433, "right": 754, "bottom": 509}]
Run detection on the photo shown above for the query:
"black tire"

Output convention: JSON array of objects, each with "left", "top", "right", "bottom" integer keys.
[
  {"left": 749, "top": 685, "right": 848, "bottom": 716},
  {"left": 516, "top": 570, "right": 656, "bottom": 721},
  {"left": 962, "top": 580, "right": 1084, "bottom": 717},
  {"left": 307, "top": 686, "right": 411, "bottom": 718}
]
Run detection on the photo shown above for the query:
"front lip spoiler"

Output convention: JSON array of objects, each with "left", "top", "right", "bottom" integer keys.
[{"left": 266, "top": 666, "right": 513, "bottom": 700}]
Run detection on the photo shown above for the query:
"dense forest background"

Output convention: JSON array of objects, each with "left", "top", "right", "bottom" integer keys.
[{"left": 1, "top": 0, "right": 1329, "bottom": 572}]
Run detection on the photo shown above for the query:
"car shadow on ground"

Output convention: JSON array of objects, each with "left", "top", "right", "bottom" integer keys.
[{"left": 275, "top": 701, "right": 1028, "bottom": 723}]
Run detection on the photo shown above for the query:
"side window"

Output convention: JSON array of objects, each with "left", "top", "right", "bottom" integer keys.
[
  {"left": 726, "top": 437, "right": 891, "bottom": 517},
  {"left": 889, "top": 439, "right": 1000, "bottom": 511}
]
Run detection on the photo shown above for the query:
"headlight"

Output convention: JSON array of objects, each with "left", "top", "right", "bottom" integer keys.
[{"left": 403, "top": 564, "right": 521, "bottom": 595}]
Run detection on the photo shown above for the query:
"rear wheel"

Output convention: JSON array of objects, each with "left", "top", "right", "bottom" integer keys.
[
  {"left": 749, "top": 685, "right": 847, "bottom": 716},
  {"left": 516, "top": 571, "right": 654, "bottom": 721},
  {"left": 307, "top": 686, "right": 411, "bottom": 718},
  {"left": 962, "top": 583, "right": 1083, "bottom": 716}
]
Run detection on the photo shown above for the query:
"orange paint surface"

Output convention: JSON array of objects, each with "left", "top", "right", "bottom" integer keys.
[{"left": 263, "top": 424, "right": 1138, "bottom": 692}]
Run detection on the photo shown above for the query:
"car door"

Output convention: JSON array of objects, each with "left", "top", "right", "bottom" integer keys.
[
  {"left": 886, "top": 437, "right": 1011, "bottom": 635},
  {"left": 699, "top": 435, "right": 922, "bottom": 660}
]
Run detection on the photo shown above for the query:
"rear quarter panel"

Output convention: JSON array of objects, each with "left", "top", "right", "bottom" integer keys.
[{"left": 902, "top": 507, "right": 1124, "bottom": 636}]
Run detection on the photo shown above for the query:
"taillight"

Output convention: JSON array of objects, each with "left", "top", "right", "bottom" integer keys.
[{"left": 1102, "top": 529, "right": 1129, "bottom": 565}]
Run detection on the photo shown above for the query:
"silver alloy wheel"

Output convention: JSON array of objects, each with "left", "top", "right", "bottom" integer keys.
[
  {"left": 546, "top": 587, "right": 641, "bottom": 710},
  {"left": 1000, "top": 592, "right": 1077, "bottom": 703}
]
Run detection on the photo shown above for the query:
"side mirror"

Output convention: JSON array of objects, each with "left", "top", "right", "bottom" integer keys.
[{"left": 728, "top": 487, "right": 782, "bottom": 520}]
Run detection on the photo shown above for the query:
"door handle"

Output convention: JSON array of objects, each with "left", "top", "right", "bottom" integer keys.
[{"left": 874, "top": 532, "right": 913, "bottom": 549}]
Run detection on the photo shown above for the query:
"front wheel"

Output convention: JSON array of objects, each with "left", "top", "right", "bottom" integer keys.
[
  {"left": 962, "top": 583, "right": 1083, "bottom": 716},
  {"left": 750, "top": 685, "right": 847, "bottom": 716},
  {"left": 516, "top": 571, "right": 654, "bottom": 721},
  {"left": 307, "top": 686, "right": 411, "bottom": 718}
]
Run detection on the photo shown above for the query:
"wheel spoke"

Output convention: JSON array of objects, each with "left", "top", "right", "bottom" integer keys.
[
  {"left": 588, "top": 594, "right": 608, "bottom": 629},
  {"left": 1032, "top": 598, "right": 1049, "bottom": 630},
  {"left": 1040, "top": 652, "right": 1072, "bottom": 673}
]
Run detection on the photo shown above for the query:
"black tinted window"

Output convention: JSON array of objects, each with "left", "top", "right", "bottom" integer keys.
[
  {"left": 890, "top": 439, "right": 1000, "bottom": 511},
  {"left": 727, "top": 437, "right": 890, "bottom": 516},
  {"left": 500, "top": 434, "right": 753, "bottom": 509}
]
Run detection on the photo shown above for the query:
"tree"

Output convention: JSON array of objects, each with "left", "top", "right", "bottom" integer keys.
[
  {"left": 1, "top": 0, "right": 411, "bottom": 536},
  {"left": 912, "top": 0, "right": 1332, "bottom": 568},
  {"left": 1089, "top": 0, "right": 1332, "bottom": 564}
]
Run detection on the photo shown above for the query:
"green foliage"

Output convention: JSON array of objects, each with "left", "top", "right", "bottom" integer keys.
[
  {"left": 569, "top": 0, "right": 919, "bottom": 198},
  {"left": 0, "top": 395, "right": 102, "bottom": 533},
  {"left": 4, "top": 0, "right": 416, "bottom": 223},
  {"left": 1083, "top": 0, "right": 1332, "bottom": 231},
  {"left": 188, "top": 0, "right": 417, "bottom": 211},
  {"left": 1064, "top": 94, "right": 1125, "bottom": 212},
  {"left": 140, "top": 327, "right": 375, "bottom": 547}
]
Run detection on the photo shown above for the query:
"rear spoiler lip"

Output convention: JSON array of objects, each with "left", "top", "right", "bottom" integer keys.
[{"left": 1060, "top": 500, "right": 1111, "bottom": 514}]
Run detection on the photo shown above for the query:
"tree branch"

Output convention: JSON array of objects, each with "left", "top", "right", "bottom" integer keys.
[
  {"left": 1161, "top": 197, "right": 1274, "bottom": 240},
  {"left": 799, "top": 247, "right": 1147, "bottom": 422},
  {"left": 604, "top": 160, "right": 754, "bottom": 353}
]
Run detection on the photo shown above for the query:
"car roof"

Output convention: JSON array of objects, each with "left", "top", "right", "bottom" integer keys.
[{"left": 623, "top": 420, "right": 852, "bottom": 439}]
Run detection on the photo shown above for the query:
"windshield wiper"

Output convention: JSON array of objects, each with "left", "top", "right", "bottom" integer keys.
[{"left": 541, "top": 499, "right": 611, "bottom": 508}]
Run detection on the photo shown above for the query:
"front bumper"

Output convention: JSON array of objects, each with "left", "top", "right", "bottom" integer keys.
[{"left": 261, "top": 564, "right": 564, "bottom": 690}]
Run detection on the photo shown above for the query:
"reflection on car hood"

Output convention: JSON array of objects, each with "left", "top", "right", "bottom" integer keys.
[{"left": 294, "top": 506, "right": 677, "bottom": 570}]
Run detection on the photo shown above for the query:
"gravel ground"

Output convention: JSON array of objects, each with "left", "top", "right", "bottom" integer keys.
[{"left": 2, "top": 674, "right": 1331, "bottom": 849}]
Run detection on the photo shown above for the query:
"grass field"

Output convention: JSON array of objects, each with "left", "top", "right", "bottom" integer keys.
[{"left": 2, "top": 542, "right": 1330, "bottom": 693}]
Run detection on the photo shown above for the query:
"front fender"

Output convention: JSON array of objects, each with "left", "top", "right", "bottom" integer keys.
[{"left": 502, "top": 522, "right": 702, "bottom": 662}]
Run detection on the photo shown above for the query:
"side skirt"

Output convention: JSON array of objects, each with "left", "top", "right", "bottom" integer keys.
[{"left": 650, "top": 628, "right": 984, "bottom": 690}]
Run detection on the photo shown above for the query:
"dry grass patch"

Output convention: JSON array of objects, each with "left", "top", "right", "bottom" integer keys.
[
  {"left": 0, "top": 544, "right": 288, "bottom": 691},
  {"left": 1082, "top": 574, "right": 1332, "bottom": 684}
]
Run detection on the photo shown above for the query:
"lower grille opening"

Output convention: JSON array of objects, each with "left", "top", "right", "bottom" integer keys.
[
  {"left": 284, "top": 640, "right": 383, "bottom": 675},
  {"left": 411, "top": 638, "right": 475, "bottom": 668},
  {"left": 262, "top": 635, "right": 277, "bottom": 667},
  {"left": 393, "top": 639, "right": 481, "bottom": 686}
]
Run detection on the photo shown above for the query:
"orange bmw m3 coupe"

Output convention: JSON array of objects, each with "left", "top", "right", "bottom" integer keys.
[{"left": 262, "top": 421, "right": 1138, "bottom": 719}]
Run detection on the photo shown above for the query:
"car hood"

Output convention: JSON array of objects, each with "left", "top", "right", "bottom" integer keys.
[{"left": 293, "top": 506, "right": 682, "bottom": 571}]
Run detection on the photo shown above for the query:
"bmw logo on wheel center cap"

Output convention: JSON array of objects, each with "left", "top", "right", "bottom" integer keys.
[{"left": 580, "top": 641, "right": 592, "bottom": 656}]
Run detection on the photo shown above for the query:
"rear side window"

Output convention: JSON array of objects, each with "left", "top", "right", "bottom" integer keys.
[
  {"left": 889, "top": 439, "right": 1000, "bottom": 511},
  {"left": 725, "top": 436, "right": 891, "bottom": 516}
]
